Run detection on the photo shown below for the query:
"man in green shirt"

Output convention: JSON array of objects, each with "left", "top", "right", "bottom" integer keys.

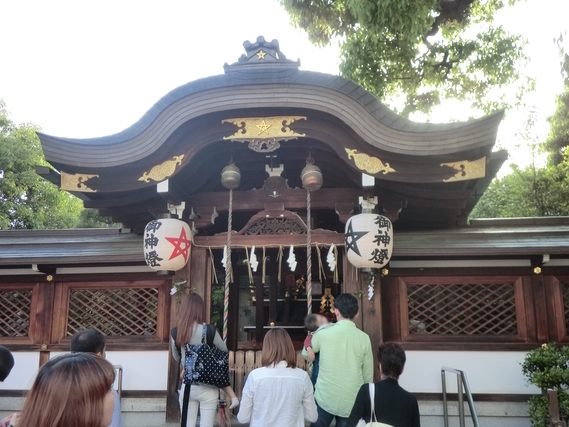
[{"left": 311, "top": 293, "right": 374, "bottom": 427}]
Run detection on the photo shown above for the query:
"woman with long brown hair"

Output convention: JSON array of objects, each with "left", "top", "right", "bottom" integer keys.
[
  {"left": 237, "top": 328, "right": 318, "bottom": 426},
  {"left": 171, "top": 293, "right": 238, "bottom": 427},
  {"left": 9, "top": 353, "right": 115, "bottom": 427}
]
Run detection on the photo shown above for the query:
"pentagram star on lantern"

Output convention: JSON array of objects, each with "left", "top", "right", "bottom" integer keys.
[
  {"left": 257, "top": 50, "right": 266, "bottom": 60},
  {"left": 345, "top": 221, "right": 368, "bottom": 257},
  {"left": 256, "top": 120, "right": 272, "bottom": 135},
  {"left": 165, "top": 227, "right": 191, "bottom": 261}
]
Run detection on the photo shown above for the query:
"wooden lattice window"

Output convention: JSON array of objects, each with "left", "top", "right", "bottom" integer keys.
[
  {"left": 0, "top": 289, "right": 33, "bottom": 338},
  {"left": 66, "top": 287, "right": 159, "bottom": 337},
  {"left": 406, "top": 280, "right": 519, "bottom": 336}
]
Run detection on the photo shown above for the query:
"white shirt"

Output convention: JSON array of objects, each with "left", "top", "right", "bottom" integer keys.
[
  {"left": 237, "top": 361, "right": 318, "bottom": 427},
  {"left": 109, "top": 388, "right": 123, "bottom": 427}
]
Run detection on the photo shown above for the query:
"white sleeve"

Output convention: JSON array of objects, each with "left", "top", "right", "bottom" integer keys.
[
  {"left": 237, "top": 373, "right": 254, "bottom": 423},
  {"left": 302, "top": 372, "right": 318, "bottom": 423}
]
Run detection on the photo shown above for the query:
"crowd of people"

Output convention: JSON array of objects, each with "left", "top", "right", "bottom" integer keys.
[{"left": 0, "top": 291, "right": 420, "bottom": 427}]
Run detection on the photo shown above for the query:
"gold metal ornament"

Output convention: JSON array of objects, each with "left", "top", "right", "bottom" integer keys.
[
  {"left": 345, "top": 149, "right": 396, "bottom": 175},
  {"left": 257, "top": 50, "right": 266, "bottom": 60},
  {"left": 60, "top": 172, "right": 99, "bottom": 192},
  {"left": 222, "top": 116, "right": 306, "bottom": 153},
  {"left": 441, "top": 157, "right": 486, "bottom": 182},
  {"left": 138, "top": 155, "right": 185, "bottom": 183},
  {"left": 534, "top": 266, "right": 542, "bottom": 275}
]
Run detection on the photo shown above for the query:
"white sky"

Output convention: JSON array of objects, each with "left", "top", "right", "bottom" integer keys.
[{"left": 0, "top": 0, "right": 567, "bottom": 171}]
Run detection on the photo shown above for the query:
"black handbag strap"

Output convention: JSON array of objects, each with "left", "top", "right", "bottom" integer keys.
[
  {"left": 181, "top": 381, "right": 191, "bottom": 427},
  {"left": 205, "top": 323, "right": 216, "bottom": 346}
]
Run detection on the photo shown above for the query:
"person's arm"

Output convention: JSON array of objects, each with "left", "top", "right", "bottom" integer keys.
[
  {"left": 0, "top": 414, "right": 16, "bottom": 427},
  {"left": 311, "top": 329, "right": 321, "bottom": 353},
  {"left": 171, "top": 337, "right": 180, "bottom": 362},
  {"left": 304, "top": 334, "right": 316, "bottom": 362},
  {"left": 302, "top": 372, "right": 318, "bottom": 423},
  {"left": 236, "top": 374, "right": 254, "bottom": 424},
  {"left": 362, "top": 337, "right": 374, "bottom": 383},
  {"left": 212, "top": 330, "right": 228, "bottom": 352},
  {"left": 345, "top": 384, "right": 369, "bottom": 427}
]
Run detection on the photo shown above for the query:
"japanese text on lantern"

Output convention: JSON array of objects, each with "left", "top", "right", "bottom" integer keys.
[
  {"left": 369, "top": 216, "right": 391, "bottom": 264},
  {"left": 145, "top": 220, "right": 163, "bottom": 267}
]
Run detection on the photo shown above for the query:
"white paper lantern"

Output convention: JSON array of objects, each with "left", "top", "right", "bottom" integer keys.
[
  {"left": 143, "top": 218, "right": 192, "bottom": 271},
  {"left": 345, "top": 214, "right": 393, "bottom": 269}
]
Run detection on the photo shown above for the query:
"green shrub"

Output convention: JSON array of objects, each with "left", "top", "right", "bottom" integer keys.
[{"left": 522, "top": 343, "right": 569, "bottom": 426}]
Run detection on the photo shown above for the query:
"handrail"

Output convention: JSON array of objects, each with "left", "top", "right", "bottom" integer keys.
[
  {"left": 113, "top": 365, "right": 123, "bottom": 401},
  {"left": 441, "top": 366, "right": 479, "bottom": 427}
]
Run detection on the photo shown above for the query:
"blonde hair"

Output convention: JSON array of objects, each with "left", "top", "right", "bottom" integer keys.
[
  {"left": 18, "top": 353, "right": 115, "bottom": 427},
  {"left": 261, "top": 328, "right": 297, "bottom": 368}
]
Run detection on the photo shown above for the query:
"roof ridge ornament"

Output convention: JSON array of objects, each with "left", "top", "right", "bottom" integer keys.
[{"left": 224, "top": 36, "right": 300, "bottom": 72}]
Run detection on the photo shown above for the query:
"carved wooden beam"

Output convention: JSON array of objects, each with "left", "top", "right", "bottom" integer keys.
[
  {"left": 190, "top": 206, "right": 219, "bottom": 230},
  {"left": 194, "top": 232, "right": 344, "bottom": 249},
  {"left": 335, "top": 203, "right": 354, "bottom": 224},
  {"left": 382, "top": 200, "right": 407, "bottom": 223},
  {"left": 187, "top": 188, "right": 360, "bottom": 212}
]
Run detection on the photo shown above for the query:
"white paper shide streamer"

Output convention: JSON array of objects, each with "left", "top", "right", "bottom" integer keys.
[
  {"left": 326, "top": 244, "right": 336, "bottom": 272},
  {"left": 249, "top": 246, "right": 259, "bottom": 272},
  {"left": 222, "top": 245, "right": 228, "bottom": 269},
  {"left": 287, "top": 244, "right": 297, "bottom": 271}
]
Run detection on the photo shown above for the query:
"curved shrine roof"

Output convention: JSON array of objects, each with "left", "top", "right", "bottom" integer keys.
[{"left": 35, "top": 36, "right": 508, "bottom": 231}]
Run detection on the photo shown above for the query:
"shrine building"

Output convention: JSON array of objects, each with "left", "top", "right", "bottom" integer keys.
[{"left": 2, "top": 37, "right": 569, "bottom": 426}]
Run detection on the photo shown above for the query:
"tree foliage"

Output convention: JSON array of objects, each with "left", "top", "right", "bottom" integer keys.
[
  {"left": 472, "top": 43, "right": 569, "bottom": 220},
  {"left": 547, "top": 35, "right": 569, "bottom": 162},
  {"left": 522, "top": 344, "right": 569, "bottom": 427},
  {"left": 470, "top": 160, "right": 569, "bottom": 218},
  {"left": 0, "top": 100, "right": 111, "bottom": 229},
  {"left": 281, "top": 0, "right": 529, "bottom": 116}
]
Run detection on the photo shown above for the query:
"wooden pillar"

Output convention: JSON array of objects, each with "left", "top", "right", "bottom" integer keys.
[
  {"left": 269, "top": 280, "right": 277, "bottom": 325},
  {"left": 31, "top": 281, "right": 56, "bottom": 367},
  {"left": 545, "top": 275, "right": 567, "bottom": 343},
  {"left": 361, "top": 274, "right": 383, "bottom": 381},
  {"left": 528, "top": 274, "right": 549, "bottom": 343},
  {"left": 255, "top": 276, "right": 264, "bottom": 345},
  {"left": 189, "top": 247, "right": 212, "bottom": 321},
  {"left": 381, "top": 276, "right": 402, "bottom": 342},
  {"left": 166, "top": 246, "right": 209, "bottom": 423},
  {"left": 165, "top": 289, "right": 180, "bottom": 423}
]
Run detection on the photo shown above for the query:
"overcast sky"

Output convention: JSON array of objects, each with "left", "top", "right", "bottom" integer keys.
[{"left": 0, "top": 0, "right": 568, "bottom": 169}]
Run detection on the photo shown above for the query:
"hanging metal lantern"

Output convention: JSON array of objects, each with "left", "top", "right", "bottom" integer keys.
[
  {"left": 143, "top": 217, "right": 192, "bottom": 271},
  {"left": 301, "top": 158, "right": 323, "bottom": 192},
  {"left": 344, "top": 213, "right": 393, "bottom": 269},
  {"left": 221, "top": 163, "right": 241, "bottom": 190}
]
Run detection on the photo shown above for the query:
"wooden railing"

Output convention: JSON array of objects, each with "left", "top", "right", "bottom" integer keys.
[{"left": 229, "top": 350, "right": 309, "bottom": 401}]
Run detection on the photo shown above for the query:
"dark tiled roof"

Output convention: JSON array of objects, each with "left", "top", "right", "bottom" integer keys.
[
  {"left": 37, "top": 67, "right": 503, "bottom": 168},
  {"left": 0, "top": 228, "right": 144, "bottom": 266},
  {"left": 2, "top": 218, "right": 569, "bottom": 267}
]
